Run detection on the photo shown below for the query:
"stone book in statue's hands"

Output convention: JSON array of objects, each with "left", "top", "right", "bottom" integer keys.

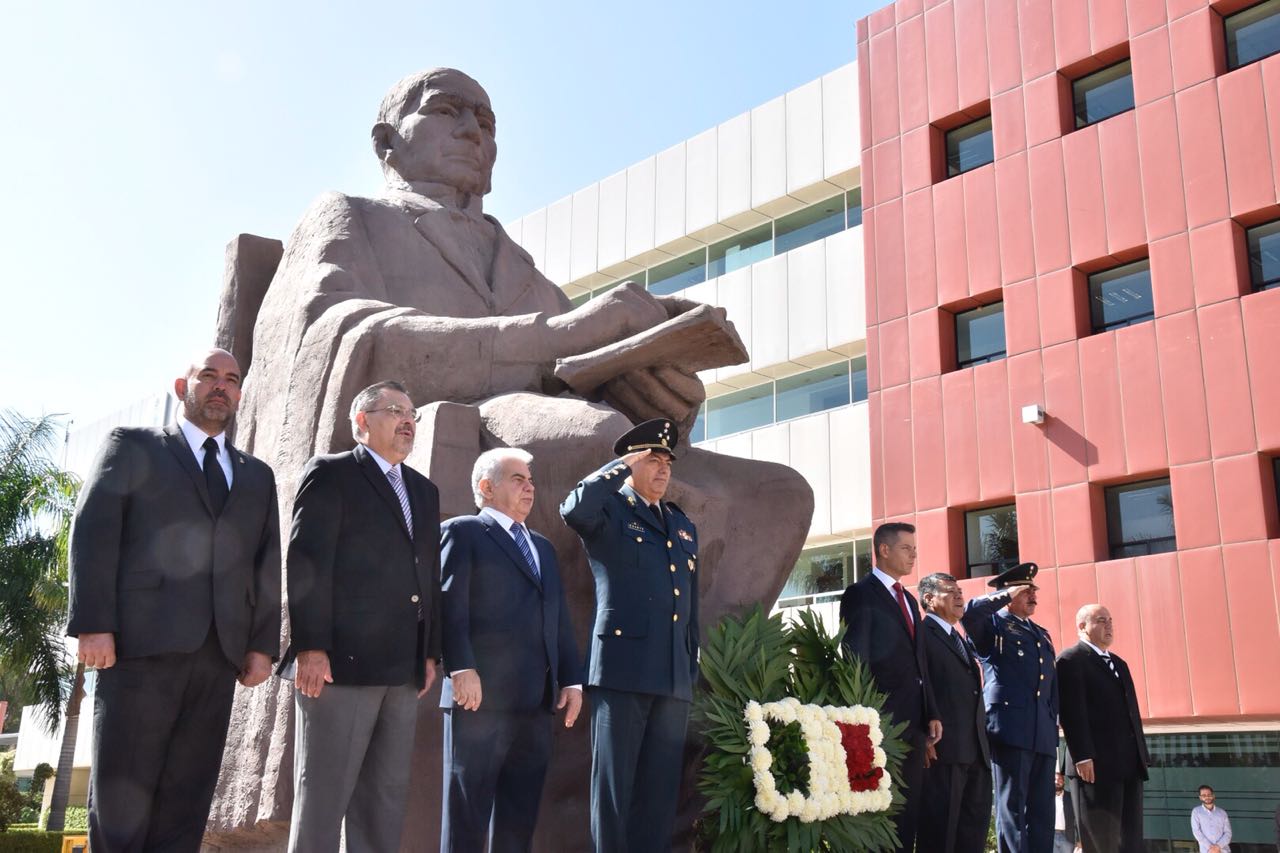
[{"left": 552, "top": 303, "right": 748, "bottom": 395}]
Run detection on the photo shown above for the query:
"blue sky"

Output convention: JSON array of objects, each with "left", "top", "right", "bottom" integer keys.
[{"left": 0, "top": 1, "right": 878, "bottom": 431}]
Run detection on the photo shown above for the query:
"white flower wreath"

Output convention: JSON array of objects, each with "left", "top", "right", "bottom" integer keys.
[{"left": 744, "top": 697, "right": 893, "bottom": 823}]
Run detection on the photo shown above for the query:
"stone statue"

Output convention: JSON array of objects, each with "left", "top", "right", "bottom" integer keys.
[{"left": 208, "top": 68, "right": 813, "bottom": 852}]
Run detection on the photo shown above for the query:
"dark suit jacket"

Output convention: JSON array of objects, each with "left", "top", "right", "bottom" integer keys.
[
  {"left": 921, "top": 616, "right": 991, "bottom": 767},
  {"left": 438, "top": 512, "right": 583, "bottom": 712},
  {"left": 1057, "top": 641, "right": 1150, "bottom": 783},
  {"left": 283, "top": 443, "right": 442, "bottom": 688},
  {"left": 67, "top": 424, "right": 281, "bottom": 667},
  {"left": 560, "top": 459, "right": 700, "bottom": 701},
  {"left": 839, "top": 573, "right": 938, "bottom": 735}
]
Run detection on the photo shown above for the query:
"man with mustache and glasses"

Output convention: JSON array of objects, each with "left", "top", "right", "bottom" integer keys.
[
  {"left": 68, "top": 348, "right": 282, "bottom": 852},
  {"left": 280, "top": 379, "right": 443, "bottom": 853}
]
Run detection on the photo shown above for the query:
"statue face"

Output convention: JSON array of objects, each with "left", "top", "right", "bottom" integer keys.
[{"left": 383, "top": 70, "right": 497, "bottom": 195}]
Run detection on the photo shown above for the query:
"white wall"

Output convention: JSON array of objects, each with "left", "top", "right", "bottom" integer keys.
[{"left": 515, "top": 63, "right": 862, "bottom": 292}]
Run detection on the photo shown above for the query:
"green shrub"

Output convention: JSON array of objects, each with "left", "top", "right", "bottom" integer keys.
[
  {"left": 37, "top": 806, "right": 86, "bottom": 833},
  {"left": 0, "top": 831, "right": 65, "bottom": 853}
]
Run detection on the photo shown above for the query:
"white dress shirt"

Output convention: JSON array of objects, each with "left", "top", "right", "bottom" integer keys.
[
  {"left": 871, "top": 566, "right": 916, "bottom": 626},
  {"left": 363, "top": 444, "right": 403, "bottom": 481},
  {"left": 925, "top": 612, "right": 956, "bottom": 634},
  {"left": 178, "top": 413, "right": 233, "bottom": 487}
]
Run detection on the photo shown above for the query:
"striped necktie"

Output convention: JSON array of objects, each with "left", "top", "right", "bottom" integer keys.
[
  {"left": 385, "top": 466, "right": 414, "bottom": 538},
  {"left": 510, "top": 522, "right": 540, "bottom": 581},
  {"left": 1101, "top": 651, "right": 1119, "bottom": 678}
]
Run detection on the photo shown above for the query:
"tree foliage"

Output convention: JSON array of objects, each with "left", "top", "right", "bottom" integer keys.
[{"left": 0, "top": 410, "right": 79, "bottom": 731}]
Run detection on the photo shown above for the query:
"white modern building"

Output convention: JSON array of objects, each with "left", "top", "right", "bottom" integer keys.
[{"left": 509, "top": 63, "right": 870, "bottom": 623}]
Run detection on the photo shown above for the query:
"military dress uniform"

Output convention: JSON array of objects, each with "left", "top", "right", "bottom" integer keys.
[
  {"left": 960, "top": 563, "right": 1058, "bottom": 853},
  {"left": 560, "top": 419, "right": 699, "bottom": 853}
]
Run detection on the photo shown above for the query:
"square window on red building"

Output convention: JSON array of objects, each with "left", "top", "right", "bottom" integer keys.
[
  {"left": 1089, "top": 259, "right": 1154, "bottom": 333},
  {"left": 945, "top": 116, "right": 994, "bottom": 178},
  {"left": 955, "top": 302, "right": 1007, "bottom": 369},
  {"left": 1072, "top": 60, "right": 1135, "bottom": 129},
  {"left": 1105, "top": 478, "right": 1176, "bottom": 559},
  {"left": 965, "top": 504, "right": 1019, "bottom": 578},
  {"left": 1225, "top": 0, "right": 1280, "bottom": 70},
  {"left": 1247, "top": 219, "right": 1280, "bottom": 292}
]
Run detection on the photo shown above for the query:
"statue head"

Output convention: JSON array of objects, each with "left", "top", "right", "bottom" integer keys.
[{"left": 372, "top": 68, "right": 497, "bottom": 197}]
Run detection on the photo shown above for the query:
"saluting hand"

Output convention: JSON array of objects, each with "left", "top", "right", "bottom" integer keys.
[
  {"left": 621, "top": 449, "right": 652, "bottom": 468},
  {"left": 557, "top": 687, "right": 583, "bottom": 728},
  {"left": 295, "top": 650, "right": 333, "bottom": 698},
  {"left": 77, "top": 633, "right": 116, "bottom": 669}
]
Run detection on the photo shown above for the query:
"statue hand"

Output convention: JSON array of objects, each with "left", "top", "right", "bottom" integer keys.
[
  {"left": 602, "top": 364, "right": 705, "bottom": 440},
  {"left": 548, "top": 281, "right": 669, "bottom": 350}
]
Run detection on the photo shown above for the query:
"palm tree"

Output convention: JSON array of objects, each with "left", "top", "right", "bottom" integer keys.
[{"left": 0, "top": 410, "right": 79, "bottom": 829}]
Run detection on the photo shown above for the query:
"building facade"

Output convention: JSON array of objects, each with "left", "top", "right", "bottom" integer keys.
[
  {"left": 508, "top": 63, "right": 876, "bottom": 624},
  {"left": 857, "top": 0, "right": 1280, "bottom": 847}
]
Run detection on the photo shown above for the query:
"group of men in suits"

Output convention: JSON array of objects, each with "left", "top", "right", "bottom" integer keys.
[
  {"left": 840, "top": 523, "right": 1150, "bottom": 853},
  {"left": 67, "top": 352, "right": 695, "bottom": 853}
]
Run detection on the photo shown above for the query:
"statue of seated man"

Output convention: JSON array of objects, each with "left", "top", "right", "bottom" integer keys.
[
  {"left": 239, "top": 67, "right": 720, "bottom": 471},
  {"left": 214, "top": 67, "right": 814, "bottom": 852}
]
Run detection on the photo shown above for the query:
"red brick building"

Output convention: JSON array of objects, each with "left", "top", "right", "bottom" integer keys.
[{"left": 857, "top": 0, "right": 1280, "bottom": 845}]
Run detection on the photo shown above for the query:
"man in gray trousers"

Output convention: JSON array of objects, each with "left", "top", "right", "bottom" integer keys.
[{"left": 281, "top": 380, "right": 443, "bottom": 852}]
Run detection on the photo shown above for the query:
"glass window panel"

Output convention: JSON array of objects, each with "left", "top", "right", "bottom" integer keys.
[
  {"left": 946, "top": 116, "right": 995, "bottom": 177},
  {"left": 956, "top": 302, "right": 1007, "bottom": 368},
  {"left": 1072, "top": 60, "right": 1135, "bottom": 128},
  {"left": 1089, "top": 259, "right": 1154, "bottom": 332},
  {"left": 647, "top": 248, "right": 708, "bottom": 295},
  {"left": 854, "top": 539, "right": 873, "bottom": 582},
  {"left": 569, "top": 291, "right": 591, "bottom": 308},
  {"left": 1226, "top": 0, "right": 1280, "bottom": 70},
  {"left": 1274, "top": 457, "right": 1280, "bottom": 517},
  {"left": 775, "top": 362, "right": 851, "bottom": 421},
  {"left": 851, "top": 355, "right": 869, "bottom": 403},
  {"left": 1105, "top": 478, "right": 1176, "bottom": 558},
  {"left": 846, "top": 187, "right": 863, "bottom": 228},
  {"left": 704, "top": 383, "right": 773, "bottom": 439},
  {"left": 777, "top": 542, "right": 854, "bottom": 605},
  {"left": 1142, "top": 730, "right": 1280, "bottom": 847},
  {"left": 965, "top": 504, "right": 1019, "bottom": 578},
  {"left": 708, "top": 223, "right": 773, "bottom": 278},
  {"left": 689, "top": 406, "right": 706, "bottom": 444},
  {"left": 1247, "top": 219, "right": 1280, "bottom": 292},
  {"left": 775, "top": 196, "right": 847, "bottom": 255}
]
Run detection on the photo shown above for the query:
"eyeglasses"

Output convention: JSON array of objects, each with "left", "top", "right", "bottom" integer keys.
[{"left": 364, "top": 405, "right": 421, "bottom": 423}]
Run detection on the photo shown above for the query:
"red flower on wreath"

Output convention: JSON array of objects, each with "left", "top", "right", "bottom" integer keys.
[{"left": 836, "top": 722, "right": 884, "bottom": 792}]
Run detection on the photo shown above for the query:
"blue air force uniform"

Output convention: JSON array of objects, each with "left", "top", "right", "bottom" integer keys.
[
  {"left": 560, "top": 419, "right": 699, "bottom": 853},
  {"left": 960, "top": 563, "right": 1058, "bottom": 853}
]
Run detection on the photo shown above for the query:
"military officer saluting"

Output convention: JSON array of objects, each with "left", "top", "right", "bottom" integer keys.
[
  {"left": 961, "top": 562, "right": 1058, "bottom": 853},
  {"left": 561, "top": 418, "right": 699, "bottom": 853}
]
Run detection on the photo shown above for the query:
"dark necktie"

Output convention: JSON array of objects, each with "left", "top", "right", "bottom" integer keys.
[
  {"left": 1101, "top": 651, "right": 1119, "bottom": 678},
  {"left": 202, "top": 437, "right": 228, "bottom": 515},
  {"left": 952, "top": 627, "right": 969, "bottom": 659},
  {"left": 650, "top": 503, "right": 665, "bottom": 531},
  {"left": 893, "top": 582, "right": 915, "bottom": 639},
  {"left": 510, "top": 522, "right": 541, "bottom": 581}
]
